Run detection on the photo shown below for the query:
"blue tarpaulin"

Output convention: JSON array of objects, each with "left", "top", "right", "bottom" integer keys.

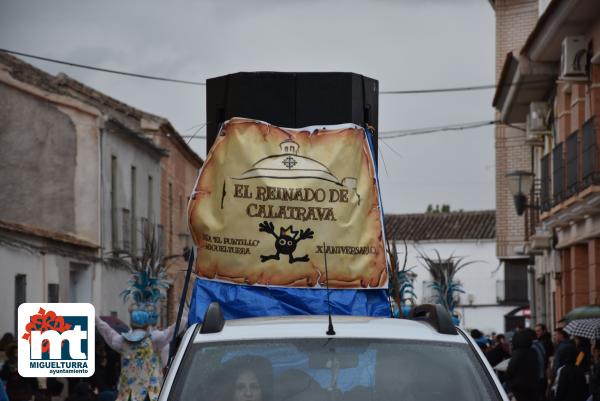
[{"left": 189, "top": 278, "right": 390, "bottom": 324}]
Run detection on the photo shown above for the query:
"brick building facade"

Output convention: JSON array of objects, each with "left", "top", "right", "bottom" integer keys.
[
  {"left": 489, "top": 0, "right": 540, "bottom": 329},
  {"left": 493, "top": 0, "right": 600, "bottom": 327},
  {"left": 493, "top": 0, "right": 539, "bottom": 260},
  {"left": 140, "top": 119, "right": 203, "bottom": 324}
]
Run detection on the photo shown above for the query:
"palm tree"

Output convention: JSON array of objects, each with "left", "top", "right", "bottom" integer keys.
[
  {"left": 386, "top": 239, "right": 416, "bottom": 318},
  {"left": 418, "top": 249, "right": 476, "bottom": 316}
]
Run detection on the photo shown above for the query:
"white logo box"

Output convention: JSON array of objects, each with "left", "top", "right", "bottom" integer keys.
[{"left": 18, "top": 303, "right": 95, "bottom": 377}]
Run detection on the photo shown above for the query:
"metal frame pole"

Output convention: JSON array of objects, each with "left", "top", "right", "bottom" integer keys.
[{"left": 168, "top": 247, "right": 195, "bottom": 366}]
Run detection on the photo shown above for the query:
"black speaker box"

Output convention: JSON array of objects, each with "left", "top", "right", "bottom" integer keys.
[{"left": 206, "top": 72, "right": 378, "bottom": 160}]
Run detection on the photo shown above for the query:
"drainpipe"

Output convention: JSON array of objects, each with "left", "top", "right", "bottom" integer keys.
[
  {"left": 41, "top": 251, "right": 47, "bottom": 302},
  {"left": 95, "top": 116, "right": 108, "bottom": 312},
  {"left": 99, "top": 117, "right": 105, "bottom": 257}
]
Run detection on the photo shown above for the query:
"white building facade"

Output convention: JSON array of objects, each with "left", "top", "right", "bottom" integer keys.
[
  {"left": 407, "top": 240, "right": 513, "bottom": 334},
  {"left": 386, "top": 210, "right": 528, "bottom": 335}
]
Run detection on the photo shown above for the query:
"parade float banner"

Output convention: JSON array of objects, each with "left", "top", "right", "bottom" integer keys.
[
  {"left": 188, "top": 118, "right": 387, "bottom": 289},
  {"left": 187, "top": 118, "right": 390, "bottom": 322}
]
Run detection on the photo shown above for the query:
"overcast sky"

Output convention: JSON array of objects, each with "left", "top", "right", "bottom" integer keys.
[{"left": 0, "top": 0, "right": 496, "bottom": 214}]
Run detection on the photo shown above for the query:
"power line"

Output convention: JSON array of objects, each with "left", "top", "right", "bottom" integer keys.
[
  {"left": 182, "top": 123, "right": 207, "bottom": 133},
  {"left": 380, "top": 84, "right": 498, "bottom": 94},
  {"left": 380, "top": 139, "right": 403, "bottom": 158},
  {"left": 0, "top": 48, "right": 206, "bottom": 86},
  {"left": 378, "top": 145, "right": 391, "bottom": 177},
  {"left": 1, "top": 48, "right": 553, "bottom": 95},
  {"left": 379, "top": 79, "right": 553, "bottom": 95},
  {"left": 0, "top": 49, "right": 505, "bottom": 140},
  {"left": 181, "top": 119, "right": 498, "bottom": 141},
  {"left": 379, "top": 120, "right": 498, "bottom": 138},
  {"left": 184, "top": 123, "right": 207, "bottom": 144}
]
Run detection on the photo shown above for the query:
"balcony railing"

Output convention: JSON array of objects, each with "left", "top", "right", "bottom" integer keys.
[
  {"left": 582, "top": 117, "right": 600, "bottom": 187},
  {"left": 544, "top": 117, "right": 599, "bottom": 209},
  {"left": 541, "top": 153, "right": 551, "bottom": 211},
  {"left": 496, "top": 279, "right": 528, "bottom": 305},
  {"left": 565, "top": 129, "right": 580, "bottom": 198},
  {"left": 525, "top": 179, "right": 541, "bottom": 239},
  {"left": 552, "top": 142, "right": 564, "bottom": 205}
]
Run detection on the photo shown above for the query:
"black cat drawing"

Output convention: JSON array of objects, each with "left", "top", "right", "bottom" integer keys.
[{"left": 258, "top": 221, "right": 314, "bottom": 263}]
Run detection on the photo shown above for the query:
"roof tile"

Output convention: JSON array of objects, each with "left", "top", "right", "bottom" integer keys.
[
  {"left": 0, "top": 219, "right": 99, "bottom": 249},
  {"left": 384, "top": 210, "right": 495, "bottom": 241}
]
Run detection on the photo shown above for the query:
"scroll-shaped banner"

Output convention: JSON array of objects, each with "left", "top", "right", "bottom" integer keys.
[{"left": 188, "top": 118, "right": 387, "bottom": 289}]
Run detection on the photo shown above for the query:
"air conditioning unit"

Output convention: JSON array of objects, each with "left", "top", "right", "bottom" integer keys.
[
  {"left": 528, "top": 102, "right": 550, "bottom": 133},
  {"left": 530, "top": 228, "right": 553, "bottom": 251},
  {"left": 526, "top": 102, "right": 550, "bottom": 144},
  {"left": 561, "top": 36, "right": 587, "bottom": 79}
]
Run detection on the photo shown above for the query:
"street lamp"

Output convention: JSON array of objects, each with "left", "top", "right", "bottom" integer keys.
[{"left": 506, "top": 170, "right": 535, "bottom": 216}]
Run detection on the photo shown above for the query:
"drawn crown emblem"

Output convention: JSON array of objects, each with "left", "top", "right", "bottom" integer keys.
[
  {"left": 280, "top": 139, "right": 299, "bottom": 155},
  {"left": 280, "top": 225, "right": 297, "bottom": 237}
]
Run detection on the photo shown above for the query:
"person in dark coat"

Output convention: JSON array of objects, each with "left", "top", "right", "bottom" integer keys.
[
  {"left": 531, "top": 333, "right": 548, "bottom": 401},
  {"left": 554, "top": 344, "right": 588, "bottom": 401},
  {"left": 487, "top": 334, "right": 510, "bottom": 367},
  {"left": 535, "top": 324, "right": 554, "bottom": 360},
  {"left": 0, "top": 344, "right": 38, "bottom": 401},
  {"left": 553, "top": 329, "right": 572, "bottom": 375},
  {"left": 590, "top": 340, "right": 600, "bottom": 401},
  {"left": 470, "top": 329, "right": 491, "bottom": 351},
  {"left": 0, "top": 380, "right": 9, "bottom": 401},
  {"left": 66, "top": 382, "right": 96, "bottom": 401},
  {"left": 0, "top": 333, "right": 14, "bottom": 370},
  {"left": 573, "top": 336, "right": 591, "bottom": 373},
  {"left": 507, "top": 329, "right": 540, "bottom": 401}
]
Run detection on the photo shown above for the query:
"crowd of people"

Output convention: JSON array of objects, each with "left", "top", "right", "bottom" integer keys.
[
  {"left": 0, "top": 332, "right": 121, "bottom": 401},
  {"left": 2, "top": 323, "right": 598, "bottom": 401},
  {"left": 473, "top": 324, "right": 596, "bottom": 401}
]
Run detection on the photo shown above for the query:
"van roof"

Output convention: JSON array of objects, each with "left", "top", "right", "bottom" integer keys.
[{"left": 191, "top": 315, "right": 466, "bottom": 344}]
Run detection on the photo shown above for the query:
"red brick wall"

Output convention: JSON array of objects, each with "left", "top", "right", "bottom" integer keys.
[
  {"left": 554, "top": 22, "right": 600, "bottom": 318},
  {"left": 589, "top": 239, "right": 600, "bottom": 304},
  {"left": 559, "top": 240, "right": 600, "bottom": 317},
  {"left": 561, "top": 248, "right": 572, "bottom": 313},
  {"left": 570, "top": 244, "right": 588, "bottom": 308}
]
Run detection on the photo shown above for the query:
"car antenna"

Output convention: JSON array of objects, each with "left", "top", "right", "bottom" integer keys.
[{"left": 323, "top": 242, "right": 336, "bottom": 336}]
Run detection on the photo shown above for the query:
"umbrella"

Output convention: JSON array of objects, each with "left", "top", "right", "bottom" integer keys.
[
  {"left": 99, "top": 315, "right": 129, "bottom": 333},
  {"left": 564, "top": 318, "right": 600, "bottom": 339},
  {"left": 564, "top": 305, "right": 600, "bottom": 321},
  {"left": 494, "top": 358, "right": 510, "bottom": 372}
]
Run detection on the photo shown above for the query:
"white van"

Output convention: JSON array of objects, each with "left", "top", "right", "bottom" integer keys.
[{"left": 160, "top": 303, "right": 509, "bottom": 401}]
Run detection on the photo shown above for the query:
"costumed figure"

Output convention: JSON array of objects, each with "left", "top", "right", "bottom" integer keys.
[{"left": 95, "top": 242, "right": 187, "bottom": 401}]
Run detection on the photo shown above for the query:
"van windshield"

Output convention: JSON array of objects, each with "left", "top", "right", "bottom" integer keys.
[{"left": 168, "top": 338, "right": 501, "bottom": 401}]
